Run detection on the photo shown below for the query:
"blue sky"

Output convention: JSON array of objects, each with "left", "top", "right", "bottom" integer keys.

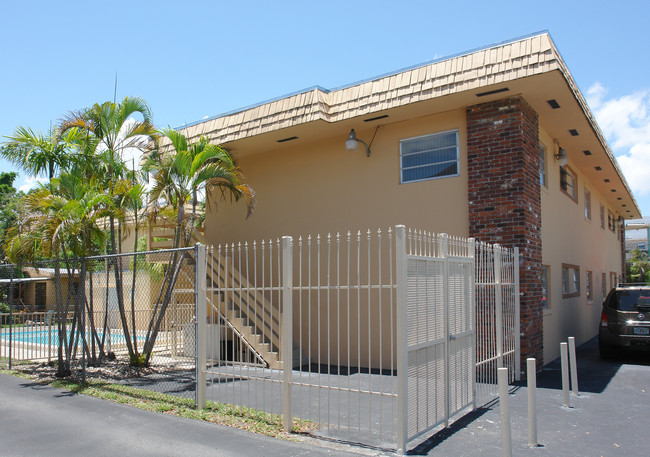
[{"left": 2, "top": 1, "right": 650, "bottom": 227}]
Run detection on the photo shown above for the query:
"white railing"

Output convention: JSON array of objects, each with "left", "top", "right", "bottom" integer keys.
[{"left": 200, "top": 225, "right": 520, "bottom": 452}]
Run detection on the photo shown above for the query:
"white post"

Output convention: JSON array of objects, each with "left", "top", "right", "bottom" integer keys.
[
  {"left": 560, "top": 342, "right": 570, "bottom": 408},
  {"left": 469, "top": 238, "right": 477, "bottom": 410},
  {"left": 494, "top": 245, "right": 504, "bottom": 368},
  {"left": 514, "top": 247, "right": 521, "bottom": 382},
  {"left": 568, "top": 337, "right": 579, "bottom": 396},
  {"left": 282, "top": 236, "right": 293, "bottom": 432},
  {"left": 441, "top": 233, "right": 451, "bottom": 427},
  {"left": 498, "top": 367, "right": 512, "bottom": 457},
  {"left": 527, "top": 358, "right": 538, "bottom": 447},
  {"left": 195, "top": 244, "right": 207, "bottom": 409},
  {"left": 395, "top": 225, "right": 409, "bottom": 455}
]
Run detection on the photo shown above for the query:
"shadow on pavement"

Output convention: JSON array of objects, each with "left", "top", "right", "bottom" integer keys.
[
  {"left": 534, "top": 337, "right": 650, "bottom": 394},
  {"left": 406, "top": 407, "right": 491, "bottom": 455}
]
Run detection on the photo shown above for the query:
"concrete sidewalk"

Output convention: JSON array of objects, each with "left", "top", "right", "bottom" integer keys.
[{"left": 409, "top": 338, "right": 650, "bottom": 456}]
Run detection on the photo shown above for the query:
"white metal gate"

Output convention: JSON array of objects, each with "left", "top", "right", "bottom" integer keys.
[
  {"left": 197, "top": 225, "right": 519, "bottom": 453},
  {"left": 396, "top": 230, "right": 476, "bottom": 452}
]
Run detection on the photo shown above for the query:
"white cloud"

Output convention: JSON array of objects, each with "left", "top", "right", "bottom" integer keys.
[
  {"left": 18, "top": 176, "right": 48, "bottom": 193},
  {"left": 588, "top": 82, "right": 650, "bottom": 197}
]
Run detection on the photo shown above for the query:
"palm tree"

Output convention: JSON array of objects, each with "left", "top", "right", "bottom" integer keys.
[
  {"left": 140, "top": 128, "right": 255, "bottom": 364},
  {"left": 60, "top": 97, "right": 157, "bottom": 365},
  {"left": 4, "top": 174, "right": 112, "bottom": 375},
  {"left": 1, "top": 126, "right": 83, "bottom": 182},
  {"left": 145, "top": 128, "right": 255, "bottom": 248}
]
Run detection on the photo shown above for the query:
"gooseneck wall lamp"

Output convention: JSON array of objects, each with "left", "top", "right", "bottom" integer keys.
[
  {"left": 554, "top": 147, "right": 568, "bottom": 166},
  {"left": 345, "top": 129, "right": 371, "bottom": 157}
]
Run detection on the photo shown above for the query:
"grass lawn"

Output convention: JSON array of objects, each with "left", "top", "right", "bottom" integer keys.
[{"left": 0, "top": 368, "right": 316, "bottom": 440}]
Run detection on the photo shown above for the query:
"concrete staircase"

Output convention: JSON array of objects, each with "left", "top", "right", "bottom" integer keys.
[{"left": 148, "top": 222, "right": 306, "bottom": 370}]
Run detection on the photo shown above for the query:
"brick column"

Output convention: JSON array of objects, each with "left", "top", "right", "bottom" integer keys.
[{"left": 467, "top": 96, "right": 543, "bottom": 366}]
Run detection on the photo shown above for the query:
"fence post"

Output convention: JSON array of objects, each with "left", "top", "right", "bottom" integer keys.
[
  {"left": 560, "top": 342, "right": 570, "bottom": 408},
  {"left": 527, "top": 358, "right": 538, "bottom": 447},
  {"left": 195, "top": 244, "right": 207, "bottom": 409},
  {"left": 8, "top": 267, "right": 13, "bottom": 370},
  {"left": 514, "top": 247, "right": 521, "bottom": 382},
  {"left": 494, "top": 244, "right": 504, "bottom": 368},
  {"left": 440, "top": 233, "right": 451, "bottom": 427},
  {"left": 568, "top": 336, "right": 579, "bottom": 396},
  {"left": 80, "top": 258, "right": 87, "bottom": 383},
  {"left": 395, "top": 225, "right": 408, "bottom": 454},
  {"left": 282, "top": 236, "right": 293, "bottom": 432},
  {"left": 469, "top": 238, "right": 477, "bottom": 409},
  {"left": 498, "top": 367, "right": 513, "bottom": 457}
]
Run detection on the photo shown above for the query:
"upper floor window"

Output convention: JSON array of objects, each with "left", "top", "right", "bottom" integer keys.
[
  {"left": 607, "top": 211, "right": 616, "bottom": 232},
  {"left": 400, "top": 130, "right": 459, "bottom": 183},
  {"left": 560, "top": 166, "right": 577, "bottom": 201},
  {"left": 600, "top": 204, "right": 605, "bottom": 229},
  {"left": 584, "top": 189, "right": 591, "bottom": 220},
  {"left": 539, "top": 145, "right": 547, "bottom": 187}
]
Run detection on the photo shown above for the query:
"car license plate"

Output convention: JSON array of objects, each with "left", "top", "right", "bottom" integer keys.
[{"left": 633, "top": 327, "right": 650, "bottom": 335}]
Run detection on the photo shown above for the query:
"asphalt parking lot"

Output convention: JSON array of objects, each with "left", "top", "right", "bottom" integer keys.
[
  {"left": 408, "top": 337, "right": 650, "bottom": 456},
  {"left": 1, "top": 337, "right": 648, "bottom": 456}
]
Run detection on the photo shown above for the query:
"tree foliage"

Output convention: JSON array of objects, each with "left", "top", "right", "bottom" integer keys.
[
  {"left": 1, "top": 97, "right": 255, "bottom": 372},
  {"left": 0, "top": 172, "right": 20, "bottom": 262},
  {"left": 626, "top": 249, "right": 650, "bottom": 283}
]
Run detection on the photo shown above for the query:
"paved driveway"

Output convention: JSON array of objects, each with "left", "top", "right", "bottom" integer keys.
[
  {"left": 409, "top": 338, "right": 650, "bottom": 456},
  {"left": 1, "top": 338, "right": 649, "bottom": 456},
  {"left": 0, "top": 373, "right": 356, "bottom": 457}
]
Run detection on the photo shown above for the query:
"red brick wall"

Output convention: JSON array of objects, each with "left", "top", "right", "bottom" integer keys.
[{"left": 467, "top": 96, "right": 543, "bottom": 366}]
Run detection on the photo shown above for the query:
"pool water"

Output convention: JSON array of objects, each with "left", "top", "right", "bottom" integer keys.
[{"left": 1, "top": 327, "right": 143, "bottom": 345}]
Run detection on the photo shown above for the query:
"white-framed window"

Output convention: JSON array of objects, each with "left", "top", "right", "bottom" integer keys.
[
  {"left": 584, "top": 189, "right": 591, "bottom": 220},
  {"left": 562, "top": 263, "right": 580, "bottom": 298},
  {"left": 542, "top": 265, "right": 550, "bottom": 309},
  {"left": 600, "top": 204, "right": 605, "bottom": 229},
  {"left": 560, "top": 166, "right": 577, "bottom": 201},
  {"left": 539, "top": 145, "right": 547, "bottom": 187},
  {"left": 400, "top": 130, "right": 459, "bottom": 183},
  {"left": 586, "top": 270, "right": 593, "bottom": 302},
  {"left": 607, "top": 211, "right": 616, "bottom": 232}
]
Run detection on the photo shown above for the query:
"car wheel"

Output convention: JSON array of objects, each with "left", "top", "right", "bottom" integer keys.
[{"left": 599, "top": 338, "right": 616, "bottom": 359}]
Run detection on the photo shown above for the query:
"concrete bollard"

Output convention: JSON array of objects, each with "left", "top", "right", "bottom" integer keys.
[
  {"left": 498, "top": 367, "right": 513, "bottom": 457},
  {"left": 527, "top": 358, "right": 538, "bottom": 447},
  {"left": 568, "top": 336, "right": 579, "bottom": 396},
  {"left": 560, "top": 342, "right": 570, "bottom": 408}
]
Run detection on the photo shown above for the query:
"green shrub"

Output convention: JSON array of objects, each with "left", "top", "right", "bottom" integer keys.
[{"left": 0, "top": 302, "right": 10, "bottom": 314}]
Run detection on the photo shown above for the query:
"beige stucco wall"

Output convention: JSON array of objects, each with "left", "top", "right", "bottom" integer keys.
[
  {"left": 539, "top": 128, "right": 623, "bottom": 362},
  {"left": 201, "top": 109, "right": 626, "bottom": 368},
  {"left": 204, "top": 109, "right": 470, "bottom": 245},
  {"left": 203, "top": 110, "right": 470, "bottom": 368}
]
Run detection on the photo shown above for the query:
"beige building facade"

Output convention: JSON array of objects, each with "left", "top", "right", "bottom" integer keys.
[{"left": 179, "top": 32, "right": 640, "bottom": 364}]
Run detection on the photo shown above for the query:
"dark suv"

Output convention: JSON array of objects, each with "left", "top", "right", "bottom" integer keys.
[{"left": 599, "top": 284, "right": 650, "bottom": 358}]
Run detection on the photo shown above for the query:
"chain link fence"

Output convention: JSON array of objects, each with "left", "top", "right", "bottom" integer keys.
[{"left": 0, "top": 247, "right": 199, "bottom": 404}]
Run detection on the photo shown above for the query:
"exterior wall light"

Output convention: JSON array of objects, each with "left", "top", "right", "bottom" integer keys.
[
  {"left": 345, "top": 129, "right": 371, "bottom": 157},
  {"left": 555, "top": 147, "right": 568, "bottom": 166}
]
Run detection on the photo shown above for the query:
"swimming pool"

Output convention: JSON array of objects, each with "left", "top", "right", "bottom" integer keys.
[{"left": 1, "top": 327, "right": 143, "bottom": 345}]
